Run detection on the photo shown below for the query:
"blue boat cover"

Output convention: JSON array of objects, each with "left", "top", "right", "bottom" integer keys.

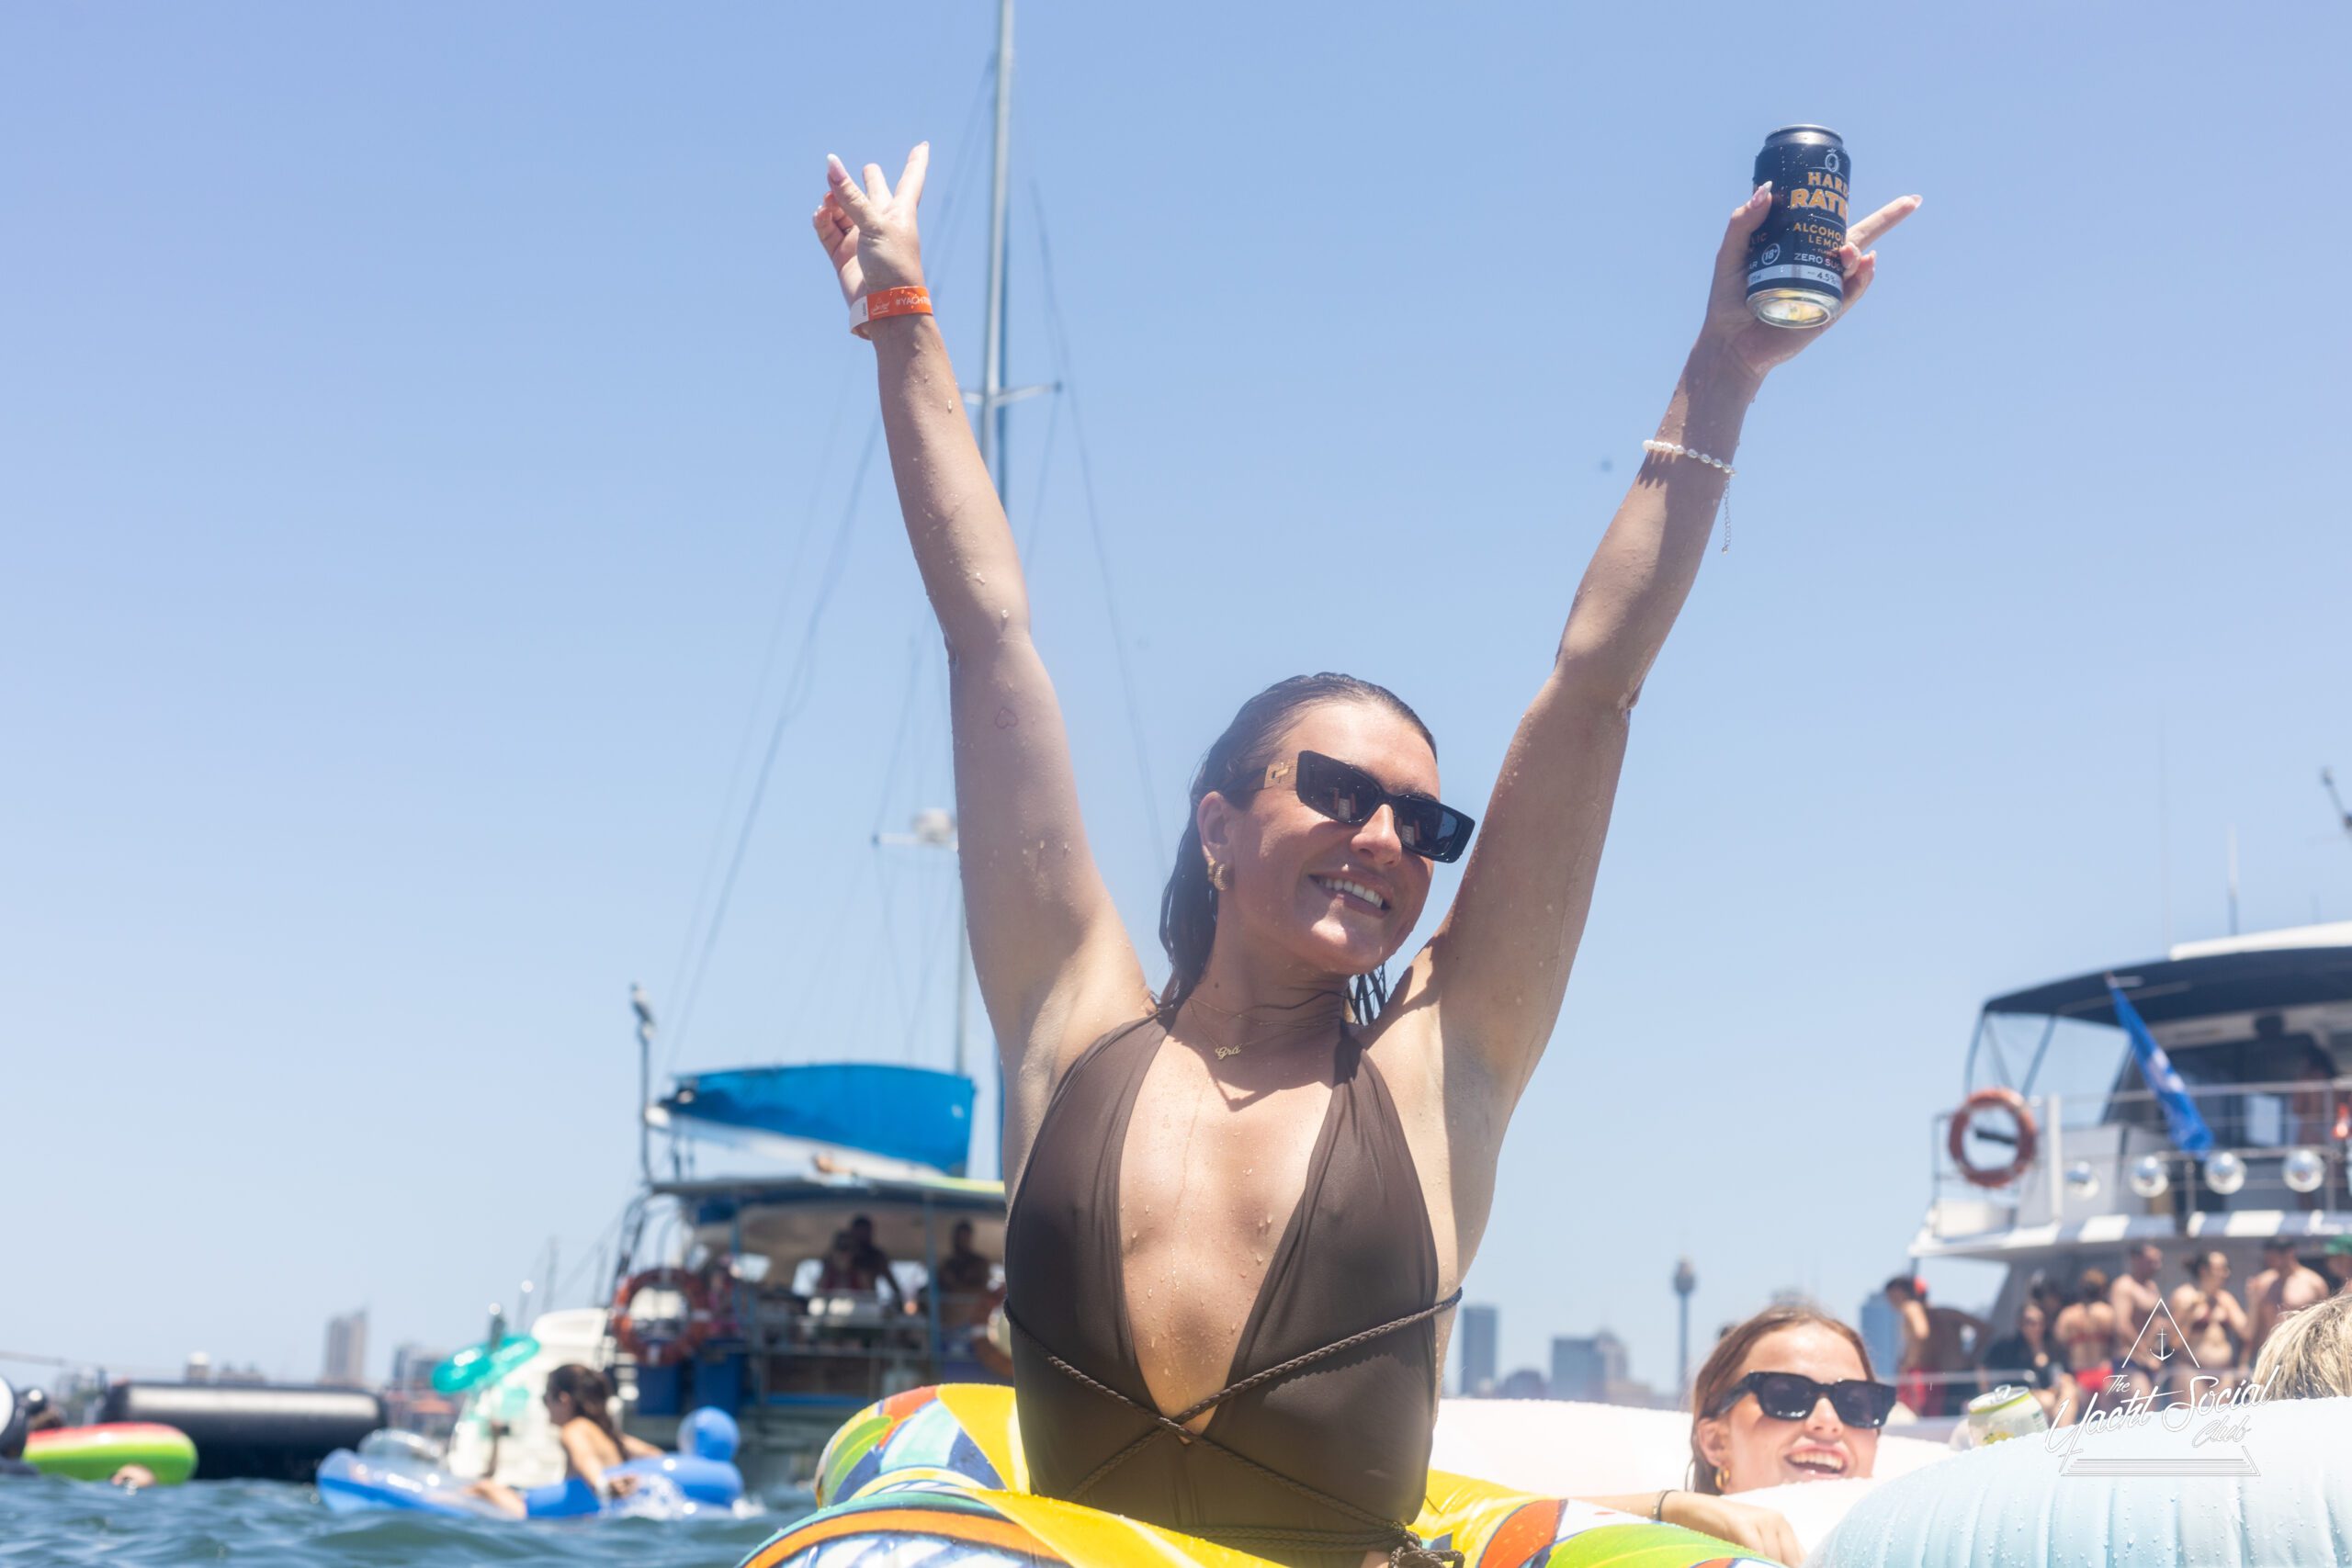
[{"left": 662, "top": 1065, "right": 975, "bottom": 1176}]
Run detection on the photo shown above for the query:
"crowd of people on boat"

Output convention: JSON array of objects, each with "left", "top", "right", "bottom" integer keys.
[{"left": 1882, "top": 1235, "right": 2352, "bottom": 1422}]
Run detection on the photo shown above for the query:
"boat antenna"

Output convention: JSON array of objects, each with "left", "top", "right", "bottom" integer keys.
[
  {"left": 632, "top": 983, "right": 658, "bottom": 1185},
  {"left": 2325, "top": 768, "right": 2352, "bottom": 849}
]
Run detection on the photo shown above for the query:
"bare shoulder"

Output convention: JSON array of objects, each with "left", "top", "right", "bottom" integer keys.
[
  {"left": 997, "top": 953, "right": 1159, "bottom": 1185},
  {"left": 1360, "top": 957, "right": 1518, "bottom": 1286}
]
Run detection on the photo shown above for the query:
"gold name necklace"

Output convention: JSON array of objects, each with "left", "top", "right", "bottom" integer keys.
[{"left": 1181, "top": 990, "right": 1345, "bottom": 1058}]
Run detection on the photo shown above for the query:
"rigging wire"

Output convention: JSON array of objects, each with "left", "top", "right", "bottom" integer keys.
[
  {"left": 666, "top": 420, "right": 885, "bottom": 1059},
  {"left": 662, "top": 365, "right": 856, "bottom": 1066},
  {"left": 655, "top": 56, "right": 992, "bottom": 1077},
  {"left": 1028, "top": 181, "right": 1167, "bottom": 861}
]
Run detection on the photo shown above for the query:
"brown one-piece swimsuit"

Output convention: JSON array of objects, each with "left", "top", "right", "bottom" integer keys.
[{"left": 1003, "top": 1015, "right": 1461, "bottom": 1568}]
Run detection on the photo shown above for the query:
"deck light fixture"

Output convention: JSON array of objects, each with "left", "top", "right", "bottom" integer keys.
[{"left": 2129, "top": 1155, "right": 2171, "bottom": 1200}]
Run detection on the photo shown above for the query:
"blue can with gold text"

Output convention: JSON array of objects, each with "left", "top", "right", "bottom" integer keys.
[{"left": 1746, "top": 125, "right": 1849, "bottom": 328}]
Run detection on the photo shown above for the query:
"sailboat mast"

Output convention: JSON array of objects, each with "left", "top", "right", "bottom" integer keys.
[
  {"left": 955, "top": 0, "right": 1015, "bottom": 1089},
  {"left": 978, "top": 0, "right": 1014, "bottom": 507}
]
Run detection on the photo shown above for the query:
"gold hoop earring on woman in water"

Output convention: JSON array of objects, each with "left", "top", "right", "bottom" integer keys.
[
  {"left": 1206, "top": 859, "right": 1232, "bottom": 893},
  {"left": 1714, "top": 1466, "right": 1728, "bottom": 1493}
]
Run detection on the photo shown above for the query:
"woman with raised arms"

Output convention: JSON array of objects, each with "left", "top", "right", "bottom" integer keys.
[{"left": 813, "top": 146, "right": 1916, "bottom": 1567}]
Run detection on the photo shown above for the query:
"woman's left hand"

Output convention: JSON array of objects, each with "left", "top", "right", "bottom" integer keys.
[{"left": 1698, "top": 185, "right": 1921, "bottom": 381}]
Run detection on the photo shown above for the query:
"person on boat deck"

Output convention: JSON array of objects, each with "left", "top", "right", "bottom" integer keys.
[
  {"left": 927, "top": 1220, "right": 998, "bottom": 1325},
  {"left": 812, "top": 141, "right": 1917, "bottom": 1568},
  {"left": 2052, "top": 1267, "right": 2120, "bottom": 1397},
  {"left": 1666, "top": 1307, "right": 1894, "bottom": 1562},
  {"left": 463, "top": 1364, "right": 661, "bottom": 1518},
  {"left": 816, "top": 1222, "right": 908, "bottom": 1309},
  {"left": 1883, "top": 1277, "right": 1984, "bottom": 1417},
  {"left": 2109, "top": 1241, "right": 2168, "bottom": 1394},
  {"left": 845, "top": 1215, "right": 900, "bottom": 1295},
  {"left": 1978, "top": 1294, "right": 2075, "bottom": 1424},
  {"left": 2166, "top": 1249, "right": 2248, "bottom": 1393},
  {"left": 2247, "top": 1235, "right": 2330, "bottom": 1364},
  {"left": 2327, "top": 1235, "right": 2352, "bottom": 1297}
]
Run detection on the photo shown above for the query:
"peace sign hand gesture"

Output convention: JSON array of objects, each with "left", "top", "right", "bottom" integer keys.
[
  {"left": 814, "top": 145, "right": 931, "bottom": 307},
  {"left": 1699, "top": 184, "right": 1921, "bottom": 381}
]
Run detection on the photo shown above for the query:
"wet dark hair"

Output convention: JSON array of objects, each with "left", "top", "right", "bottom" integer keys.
[
  {"left": 1688, "top": 1306, "right": 1877, "bottom": 1495},
  {"left": 1155, "top": 673, "right": 1438, "bottom": 1025},
  {"left": 546, "top": 1363, "right": 625, "bottom": 1451}
]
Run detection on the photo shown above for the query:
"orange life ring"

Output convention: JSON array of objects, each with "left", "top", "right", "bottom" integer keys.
[
  {"left": 609, "top": 1268, "right": 711, "bottom": 1368},
  {"left": 1948, "top": 1087, "right": 2039, "bottom": 1189}
]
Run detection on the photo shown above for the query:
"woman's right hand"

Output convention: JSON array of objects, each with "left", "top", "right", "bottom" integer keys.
[
  {"left": 812, "top": 145, "right": 931, "bottom": 307},
  {"left": 1661, "top": 1493, "right": 1805, "bottom": 1565}
]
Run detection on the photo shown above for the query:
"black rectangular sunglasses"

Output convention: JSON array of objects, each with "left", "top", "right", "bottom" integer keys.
[
  {"left": 1239, "top": 750, "right": 1476, "bottom": 863},
  {"left": 1706, "top": 1371, "right": 1900, "bottom": 1428}
]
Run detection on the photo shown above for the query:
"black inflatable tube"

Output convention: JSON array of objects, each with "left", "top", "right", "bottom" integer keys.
[{"left": 100, "top": 1383, "right": 385, "bottom": 1482}]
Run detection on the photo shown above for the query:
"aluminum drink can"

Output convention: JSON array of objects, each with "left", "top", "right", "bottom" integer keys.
[
  {"left": 1950, "top": 1383, "right": 2050, "bottom": 1450},
  {"left": 1746, "top": 125, "right": 1850, "bottom": 329}
]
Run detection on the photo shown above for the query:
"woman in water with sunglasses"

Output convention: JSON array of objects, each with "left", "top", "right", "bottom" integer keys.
[
  {"left": 1674, "top": 1307, "right": 1896, "bottom": 1559},
  {"left": 814, "top": 147, "right": 1916, "bottom": 1568}
]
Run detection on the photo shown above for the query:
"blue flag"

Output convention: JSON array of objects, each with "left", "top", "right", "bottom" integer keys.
[{"left": 2108, "top": 977, "right": 2215, "bottom": 1155}]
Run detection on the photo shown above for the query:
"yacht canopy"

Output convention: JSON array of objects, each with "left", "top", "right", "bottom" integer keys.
[{"left": 1984, "top": 928, "right": 2352, "bottom": 1028}]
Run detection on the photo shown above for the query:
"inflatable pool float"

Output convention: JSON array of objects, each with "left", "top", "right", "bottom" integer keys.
[
  {"left": 23, "top": 1422, "right": 197, "bottom": 1485},
  {"left": 738, "top": 1385, "right": 1776, "bottom": 1567},
  {"left": 1809, "top": 1391, "right": 2352, "bottom": 1566},
  {"left": 432, "top": 1334, "right": 542, "bottom": 1394},
  {"left": 316, "top": 1406, "right": 747, "bottom": 1520}
]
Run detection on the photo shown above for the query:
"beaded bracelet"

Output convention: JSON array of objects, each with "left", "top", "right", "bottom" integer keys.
[{"left": 1641, "top": 438, "right": 1737, "bottom": 551}]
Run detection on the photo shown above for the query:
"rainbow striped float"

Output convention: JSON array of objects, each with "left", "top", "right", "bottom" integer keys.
[{"left": 24, "top": 1422, "right": 196, "bottom": 1485}]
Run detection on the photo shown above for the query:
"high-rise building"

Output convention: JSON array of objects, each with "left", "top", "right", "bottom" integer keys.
[
  {"left": 1549, "top": 1331, "right": 1630, "bottom": 1403},
  {"left": 322, "top": 1309, "right": 369, "bottom": 1387},
  {"left": 1457, "top": 1303, "right": 1499, "bottom": 1397}
]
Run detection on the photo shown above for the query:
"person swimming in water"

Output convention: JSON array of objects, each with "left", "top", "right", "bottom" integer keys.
[
  {"left": 812, "top": 142, "right": 1917, "bottom": 1568},
  {"left": 465, "top": 1364, "right": 662, "bottom": 1518},
  {"left": 1665, "top": 1306, "right": 1895, "bottom": 1562}
]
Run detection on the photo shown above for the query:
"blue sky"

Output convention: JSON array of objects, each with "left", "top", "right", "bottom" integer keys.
[{"left": 6, "top": 3, "right": 2348, "bottom": 1399}]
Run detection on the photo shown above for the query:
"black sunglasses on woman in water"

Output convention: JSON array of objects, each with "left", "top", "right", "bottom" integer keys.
[
  {"left": 1230, "top": 750, "right": 1476, "bottom": 863},
  {"left": 1707, "top": 1371, "right": 1900, "bottom": 1428}
]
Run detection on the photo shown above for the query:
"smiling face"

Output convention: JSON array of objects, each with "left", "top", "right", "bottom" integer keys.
[
  {"left": 1696, "top": 1323, "right": 1882, "bottom": 1493},
  {"left": 1195, "top": 701, "right": 1440, "bottom": 983}
]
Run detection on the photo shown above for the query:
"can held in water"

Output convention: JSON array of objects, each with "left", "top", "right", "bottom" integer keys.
[
  {"left": 1950, "top": 1383, "right": 2051, "bottom": 1450},
  {"left": 1746, "top": 125, "right": 1850, "bottom": 329}
]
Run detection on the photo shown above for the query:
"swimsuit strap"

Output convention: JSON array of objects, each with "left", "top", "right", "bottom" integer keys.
[{"left": 1008, "top": 1288, "right": 1465, "bottom": 1565}]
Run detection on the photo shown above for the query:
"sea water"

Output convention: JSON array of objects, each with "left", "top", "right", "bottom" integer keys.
[{"left": 0, "top": 1475, "right": 797, "bottom": 1566}]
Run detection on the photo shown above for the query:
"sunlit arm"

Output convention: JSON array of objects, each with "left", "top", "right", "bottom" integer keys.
[
  {"left": 1421, "top": 346, "right": 1757, "bottom": 1091},
  {"left": 1420, "top": 182, "right": 1917, "bottom": 1098},
  {"left": 817, "top": 149, "right": 1144, "bottom": 1179}
]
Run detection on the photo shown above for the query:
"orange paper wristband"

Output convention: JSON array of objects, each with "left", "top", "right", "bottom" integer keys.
[{"left": 850, "top": 286, "right": 933, "bottom": 339}]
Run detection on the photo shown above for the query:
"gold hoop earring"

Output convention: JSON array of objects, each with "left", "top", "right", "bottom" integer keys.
[
  {"left": 1206, "top": 859, "right": 1232, "bottom": 893},
  {"left": 1713, "top": 1466, "right": 1728, "bottom": 1493}
]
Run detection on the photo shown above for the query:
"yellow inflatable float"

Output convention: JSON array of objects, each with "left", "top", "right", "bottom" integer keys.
[{"left": 738, "top": 1384, "right": 1772, "bottom": 1567}]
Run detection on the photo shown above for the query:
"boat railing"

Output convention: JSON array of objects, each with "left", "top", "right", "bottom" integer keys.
[{"left": 1927, "top": 1077, "right": 2352, "bottom": 1238}]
